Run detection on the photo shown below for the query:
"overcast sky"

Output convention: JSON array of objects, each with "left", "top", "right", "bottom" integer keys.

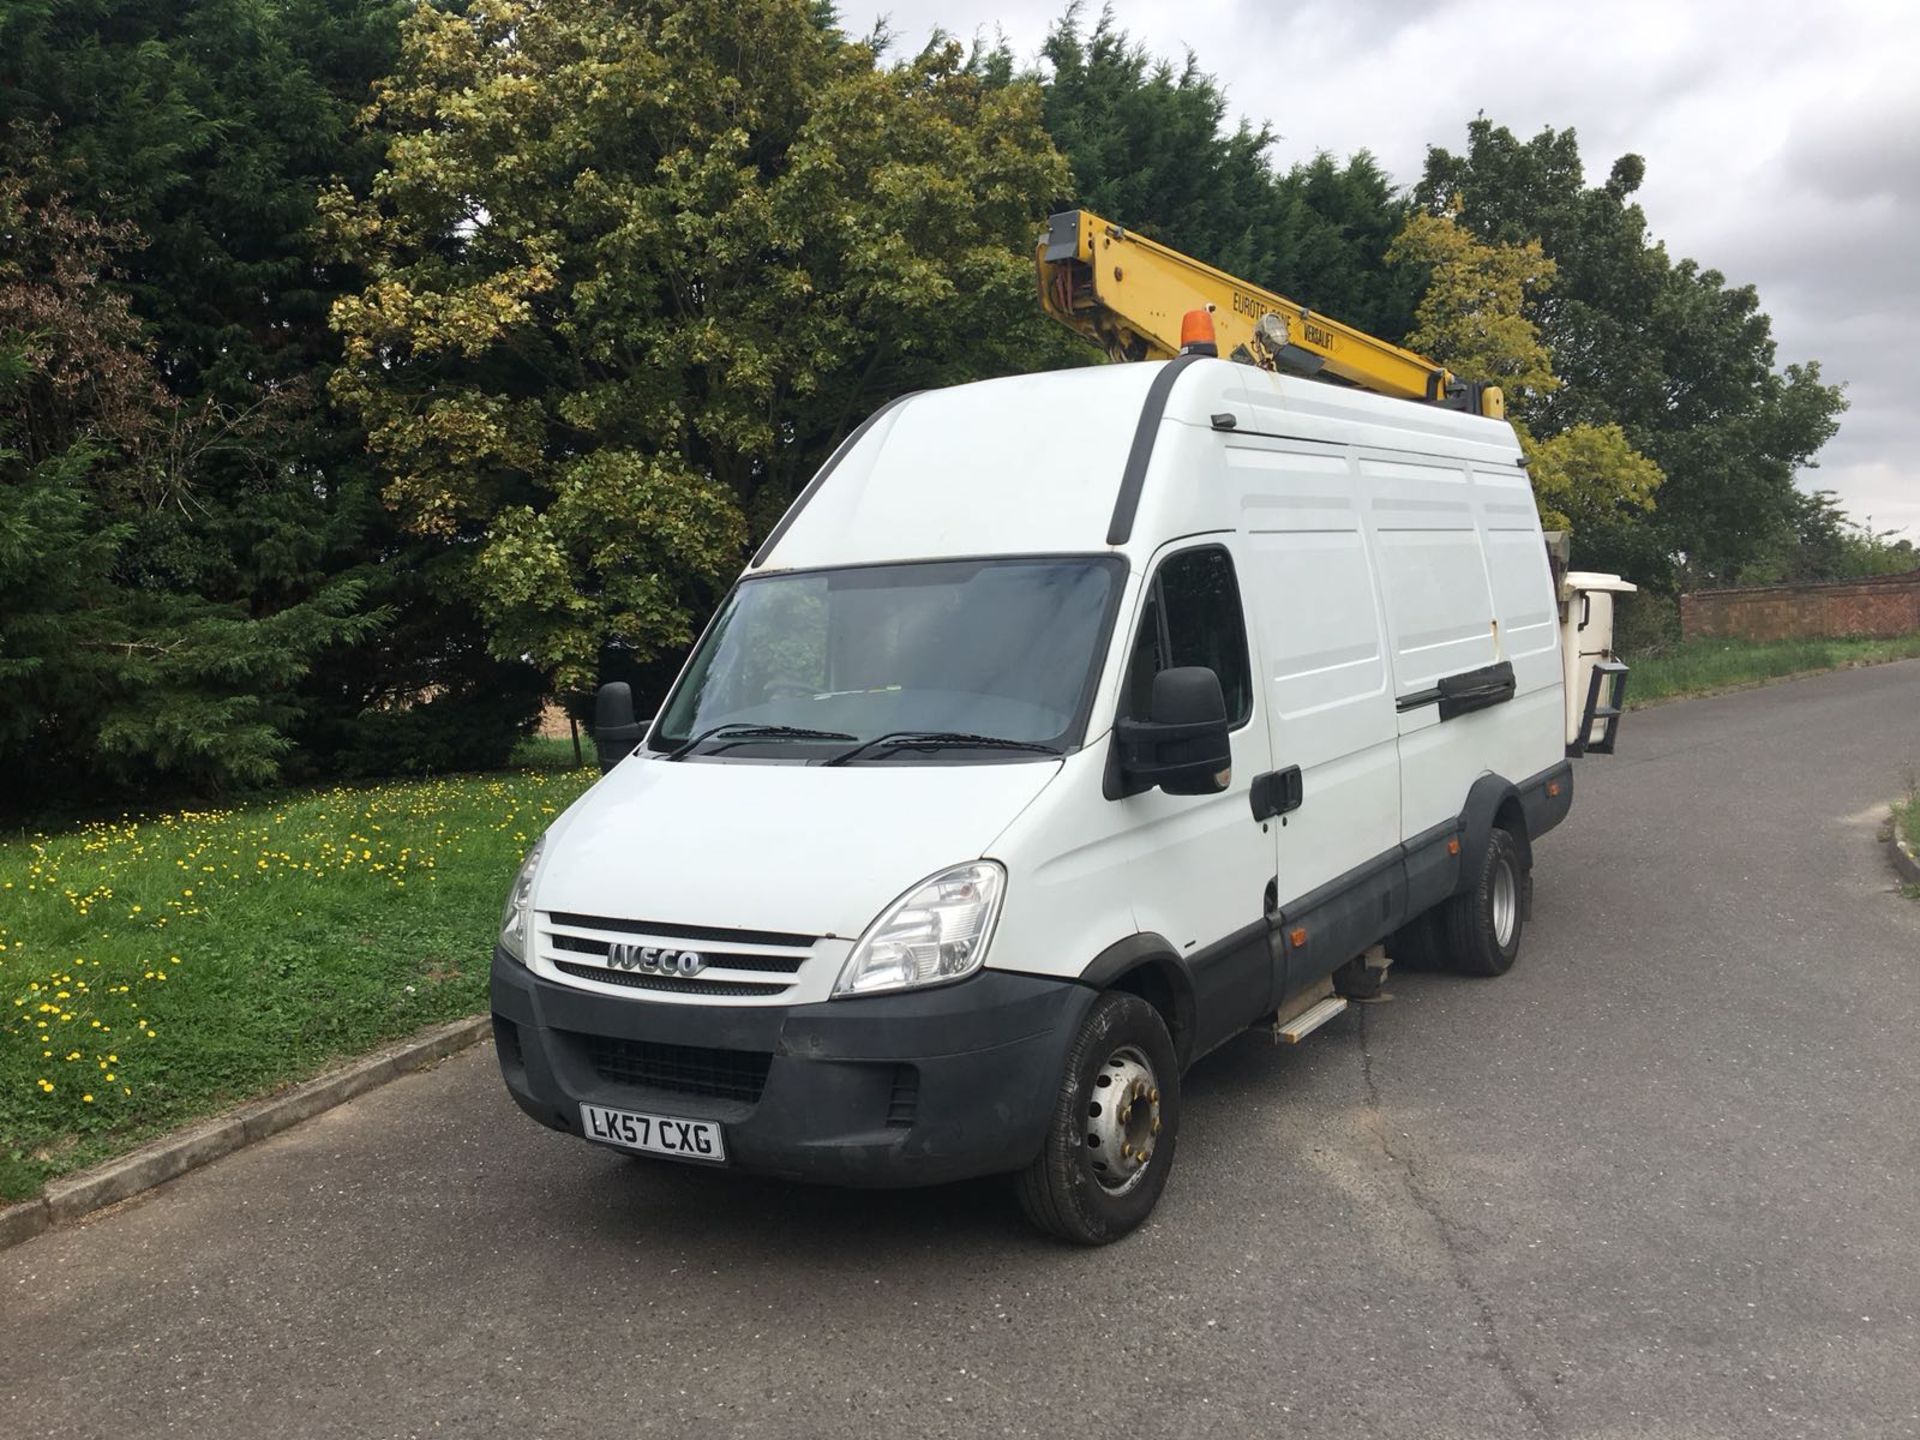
[{"left": 869, "top": 0, "right": 1919, "bottom": 539}]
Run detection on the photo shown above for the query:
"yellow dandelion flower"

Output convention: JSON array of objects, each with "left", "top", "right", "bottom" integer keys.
[{"left": 82, "top": 1093, "right": 93, "bottom": 1103}]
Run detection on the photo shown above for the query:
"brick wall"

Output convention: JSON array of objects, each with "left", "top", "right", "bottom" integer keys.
[{"left": 1680, "top": 569, "right": 1920, "bottom": 642}]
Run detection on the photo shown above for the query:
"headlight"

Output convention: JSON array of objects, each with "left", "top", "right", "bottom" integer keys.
[
  {"left": 498, "top": 837, "right": 546, "bottom": 964},
  {"left": 833, "top": 861, "right": 1005, "bottom": 998}
]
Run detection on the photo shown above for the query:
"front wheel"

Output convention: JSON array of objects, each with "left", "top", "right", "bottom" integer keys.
[{"left": 1017, "top": 992, "right": 1181, "bottom": 1245}]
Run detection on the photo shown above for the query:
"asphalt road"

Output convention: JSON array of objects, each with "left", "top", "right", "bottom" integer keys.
[{"left": 5, "top": 660, "right": 1919, "bottom": 1440}]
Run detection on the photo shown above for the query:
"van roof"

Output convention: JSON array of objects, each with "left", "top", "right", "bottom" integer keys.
[{"left": 753, "top": 357, "right": 1520, "bottom": 574}]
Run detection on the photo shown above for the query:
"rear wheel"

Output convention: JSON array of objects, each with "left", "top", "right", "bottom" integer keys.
[
  {"left": 1387, "top": 910, "right": 1444, "bottom": 971},
  {"left": 1439, "top": 825, "right": 1527, "bottom": 977},
  {"left": 1017, "top": 992, "right": 1180, "bottom": 1245}
]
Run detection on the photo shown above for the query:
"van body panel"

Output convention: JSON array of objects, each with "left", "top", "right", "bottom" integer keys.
[
  {"left": 983, "top": 746, "right": 1162, "bottom": 985},
  {"left": 1123, "top": 419, "right": 1244, "bottom": 551},
  {"left": 1229, "top": 440, "right": 1402, "bottom": 945},
  {"left": 537, "top": 753, "right": 1061, "bottom": 948},
  {"left": 1214, "top": 368, "right": 1521, "bottom": 468},
  {"left": 1275, "top": 846, "right": 1407, "bottom": 990},
  {"left": 762, "top": 364, "right": 1163, "bottom": 573},
  {"left": 1397, "top": 685, "right": 1564, "bottom": 840}
]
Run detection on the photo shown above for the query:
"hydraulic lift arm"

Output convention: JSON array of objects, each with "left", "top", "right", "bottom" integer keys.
[{"left": 1036, "top": 209, "right": 1505, "bottom": 420}]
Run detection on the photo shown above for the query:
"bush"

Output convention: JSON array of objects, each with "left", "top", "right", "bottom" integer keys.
[{"left": 1613, "top": 590, "right": 1680, "bottom": 658}]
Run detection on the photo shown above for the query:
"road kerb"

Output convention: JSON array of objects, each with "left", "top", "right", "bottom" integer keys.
[
  {"left": 0, "top": 1198, "right": 50, "bottom": 1249},
  {"left": 1890, "top": 805, "right": 1920, "bottom": 888},
  {"left": 44, "top": 1117, "right": 246, "bottom": 1226},
  {"left": 4, "top": 1014, "right": 491, "bottom": 1252}
]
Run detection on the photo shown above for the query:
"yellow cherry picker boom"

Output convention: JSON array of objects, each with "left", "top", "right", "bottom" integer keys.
[
  {"left": 1035, "top": 208, "right": 1507, "bottom": 420},
  {"left": 1034, "top": 207, "right": 1634, "bottom": 757}
]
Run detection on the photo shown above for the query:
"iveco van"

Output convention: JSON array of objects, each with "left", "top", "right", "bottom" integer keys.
[{"left": 489, "top": 354, "right": 1625, "bottom": 1243}]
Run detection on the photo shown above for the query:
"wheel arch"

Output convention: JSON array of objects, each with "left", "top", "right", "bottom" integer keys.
[
  {"left": 1458, "top": 772, "right": 1532, "bottom": 895},
  {"left": 1079, "top": 933, "right": 1198, "bottom": 1071}
]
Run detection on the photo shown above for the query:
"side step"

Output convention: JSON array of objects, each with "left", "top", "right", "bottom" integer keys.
[{"left": 1274, "top": 995, "right": 1349, "bottom": 1045}]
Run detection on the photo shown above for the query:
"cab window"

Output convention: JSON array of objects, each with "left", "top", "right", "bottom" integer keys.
[{"left": 1123, "top": 546, "right": 1253, "bottom": 726}]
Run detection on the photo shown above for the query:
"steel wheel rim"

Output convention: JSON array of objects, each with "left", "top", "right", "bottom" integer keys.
[
  {"left": 1083, "top": 1044, "right": 1161, "bottom": 1195},
  {"left": 1491, "top": 855, "right": 1518, "bottom": 947}
]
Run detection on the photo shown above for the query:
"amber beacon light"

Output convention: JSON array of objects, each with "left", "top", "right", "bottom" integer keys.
[{"left": 1178, "top": 308, "right": 1218, "bottom": 357}]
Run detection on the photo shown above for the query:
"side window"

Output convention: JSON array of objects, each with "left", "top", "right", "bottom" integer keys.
[{"left": 1123, "top": 547, "right": 1253, "bottom": 726}]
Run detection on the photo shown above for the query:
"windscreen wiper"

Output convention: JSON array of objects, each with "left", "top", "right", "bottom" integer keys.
[
  {"left": 665, "top": 722, "right": 855, "bottom": 760},
  {"left": 823, "top": 731, "right": 1061, "bottom": 767}
]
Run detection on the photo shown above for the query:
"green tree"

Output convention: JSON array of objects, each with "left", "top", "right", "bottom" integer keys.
[
  {"left": 1035, "top": 6, "right": 1419, "bottom": 340},
  {"left": 0, "top": 160, "right": 372, "bottom": 809},
  {"left": 1387, "top": 207, "right": 1558, "bottom": 400},
  {"left": 1272, "top": 151, "right": 1424, "bottom": 343},
  {"left": 1745, "top": 488, "right": 1917, "bottom": 585},
  {"left": 1418, "top": 119, "right": 1846, "bottom": 586},
  {"left": 0, "top": 0, "right": 545, "bottom": 791},
  {"left": 1526, "top": 423, "right": 1663, "bottom": 537},
  {"left": 1387, "top": 207, "right": 1662, "bottom": 534},
  {"left": 328, "top": 0, "right": 1071, "bottom": 693}
]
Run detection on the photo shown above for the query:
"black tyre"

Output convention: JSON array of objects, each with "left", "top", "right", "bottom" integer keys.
[
  {"left": 1017, "top": 992, "right": 1180, "bottom": 1245},
  {"left": 1387, "top": 909, "right": 1445, "bottom": 972},
  {"left": 1438, "top": 825, "right": 1527, "bottom": 977}
]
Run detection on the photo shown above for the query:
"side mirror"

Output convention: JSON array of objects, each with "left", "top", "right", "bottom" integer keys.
[
  {"left": 1114, "top": 666, "right": 1232, "bottom": 797},
  {"left": 592, "top": 682, "right": 645, "bottom": 774}
]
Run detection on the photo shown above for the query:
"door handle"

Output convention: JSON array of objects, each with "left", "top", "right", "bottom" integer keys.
[{"left": 1250, "top": 766, "right": 1303, "bottom": 822}]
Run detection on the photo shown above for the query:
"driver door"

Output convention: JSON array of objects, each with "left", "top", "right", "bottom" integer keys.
[{"left": 1114, "top": 540, "right": 1277, "bottom": 1055}]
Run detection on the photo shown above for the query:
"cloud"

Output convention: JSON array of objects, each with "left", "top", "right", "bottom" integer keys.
[{"left": 867, "top": 0, "right": 1919, "bottom": 537}]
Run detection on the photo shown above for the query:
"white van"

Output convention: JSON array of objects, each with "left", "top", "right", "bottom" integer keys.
[{"left": 490, "top": 355, "right": 1614, "bottom": 1243}]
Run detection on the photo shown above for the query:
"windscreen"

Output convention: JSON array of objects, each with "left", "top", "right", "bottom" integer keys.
[{"left": 652, "top": 557, "right": 1125, "bottom": 760}]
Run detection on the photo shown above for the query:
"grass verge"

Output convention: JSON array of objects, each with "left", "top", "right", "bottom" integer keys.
[
  {"left": 1626, "top": 633, "right": 1920, "bottom": 706},
  {"left": 0, "top": 768, "right": 593, "bottom": 1203},
  {"left": 510, "top": 733, "right": 586, "bottom": 771}
]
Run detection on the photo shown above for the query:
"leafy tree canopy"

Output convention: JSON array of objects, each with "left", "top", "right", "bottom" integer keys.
[
  {"left": 1035, "top": 4, "right": 1421, "bottom": 341},
  {"left": 1388, "top": 207, "right": 1558, "bottom": 401},
  {"left": 1387, "top": 206, "right": 1662, "bottom": 535},
  {"left": 0, "top": 158, "right": 373, "bottom": 806},
  {"left": 0, "top": 0, "right": 554, "bottom": 802},
  {"left": 328, "top": 0, "right": 1071, "bottom": 693},
  {"left": 1418, "top": 118, "right": 1846, "bottom": 586}
]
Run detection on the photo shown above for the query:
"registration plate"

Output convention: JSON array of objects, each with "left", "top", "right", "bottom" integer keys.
[{"left": 580, "top": 1103, "right": 726, "bottom": 1163}]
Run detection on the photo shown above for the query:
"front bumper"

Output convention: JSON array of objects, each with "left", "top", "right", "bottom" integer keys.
[{"left": 489, "top": 948, "right": 1094, "bottom": 1188}]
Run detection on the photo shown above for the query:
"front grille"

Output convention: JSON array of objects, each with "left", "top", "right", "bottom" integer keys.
[
  {"left": 581, "top": 1033, "right": 773, "bottom": 1104},
  {"left": 554, "top": 960, "right": 790, "bottom": 997},
  {"left": 538, "top": 912, "right": 816, "bottom": 1002},
  {"left": 546, "top": 911, "right": 817, "bottom": 949},
  {"left": 549, "top": 932, "right": 805, "bottom": 974}
]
